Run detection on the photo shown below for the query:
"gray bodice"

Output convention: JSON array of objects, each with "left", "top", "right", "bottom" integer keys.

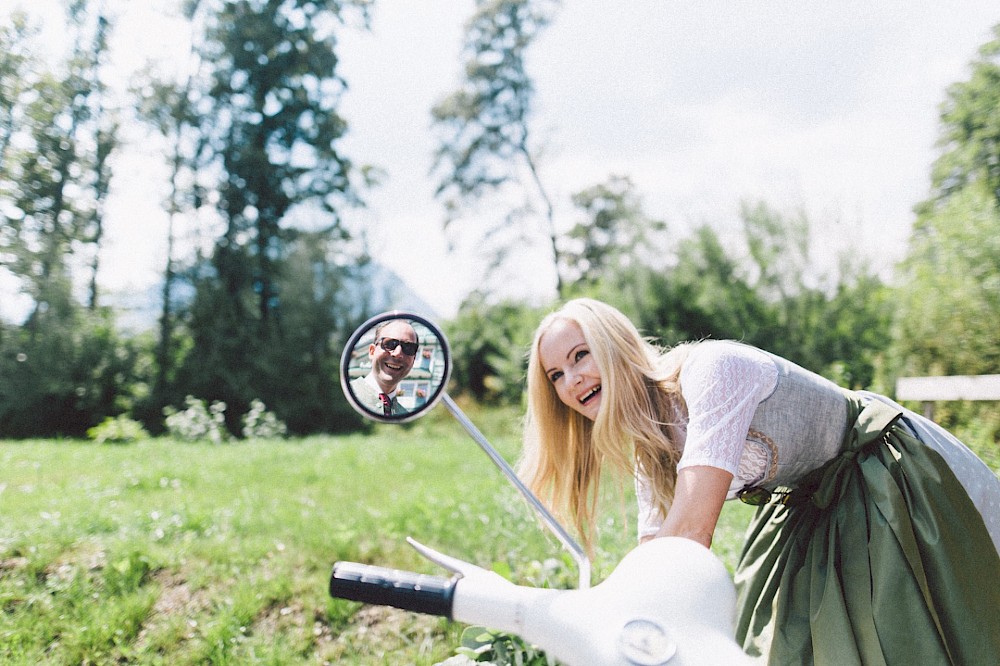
[{"left": 748, "top": 351, "right": 850, "bottom": 489}]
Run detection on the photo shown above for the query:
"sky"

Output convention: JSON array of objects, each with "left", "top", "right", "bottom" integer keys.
[{"left": 3, "top": 0, "right": 1000, "bottom": 321}]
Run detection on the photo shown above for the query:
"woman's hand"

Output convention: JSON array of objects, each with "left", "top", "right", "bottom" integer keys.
[{"left": 650, "top": 465, "right": 733, "bottom": 549}]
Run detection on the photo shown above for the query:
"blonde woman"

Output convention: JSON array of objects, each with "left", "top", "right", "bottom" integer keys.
[{"left": 518, "top": 298, "right": 1000, "bottom": 664}]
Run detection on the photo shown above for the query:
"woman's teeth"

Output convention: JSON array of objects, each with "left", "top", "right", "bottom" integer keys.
[{"left": 580, "top": 386, "right": 601, "bottom": 404}]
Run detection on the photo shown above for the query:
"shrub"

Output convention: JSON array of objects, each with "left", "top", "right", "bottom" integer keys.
[
  {"left": 444, "top": 627, "right": 552, "bottom": 665},
  {"left": 86, "top": 414, "right": 150, "bottom": 444},
  {"left": 241, "top": 399, "right": 287, "bottom": 439},
  {"left": 163, "top": 396, "right": 229, "bottom": 443}
]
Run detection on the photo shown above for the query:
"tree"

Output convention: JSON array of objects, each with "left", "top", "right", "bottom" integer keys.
[
  {"left": 72, "top": 7, "right": 118, "bottom": 311},
  {"left": 199, "top": 0, "right": 365, "bottom": 324},
  {"left": 132, "top": 1, "right": 212, "bottom": 411},
  {"left": 247, "top": 231, "right": 366, "bottom": 433},
  {"left": 656, "top": 224, "right": 778, "bottom": 346},
  {"left": 0, "top": 1, "right": 118, "bottom": 327},
  {"left": 432, "top": 0, "right": 564, "bottom": 296},
  {"left": 0, "top": 12, "right": 34, "bottom": 170},
  {"left": 893, "top": 25, "right": 1000, "bottom": 440},
  {"left": 896, "top": 182, "right": 1000, "bottom": 378},
  {"left": 0, "top": 12, "right": 36, "bottom": 312},
  {"left": 446, "top": 294, "right": 542, "bottom": 403},
  {"left": 0, "top": 309, "right": 140, "bottom": 437},
  {"left": 165, "top": 0, "right": 371, "bottom": 431},
  {"left": 930, "top": 25, "right": 1000, "bottom": 210},
  {"left": 814, "top": 272, "right": 895, "bottom": 390},
  {"left": 0, "top": 3, "right": 137, "bottom": 438},
  {"left": 562, "top": 175, "right": 667, "bottom": 289},
  {"left": 739, "top": 201, "right": 816, "bottom": 362}
]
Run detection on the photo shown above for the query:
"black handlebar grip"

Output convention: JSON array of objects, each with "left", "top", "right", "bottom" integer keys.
[{"left": 329, "top": 561, "right": 457, "bottom": 619}]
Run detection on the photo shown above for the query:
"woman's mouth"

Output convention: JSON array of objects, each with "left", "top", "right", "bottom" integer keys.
[{"left": 579, "top": 385, "right": 601, "bottom": 405}]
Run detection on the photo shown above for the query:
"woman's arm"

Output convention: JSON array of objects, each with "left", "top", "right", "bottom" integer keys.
[{"left": 643, "top": 465, "right": 733, "bottom": 548}]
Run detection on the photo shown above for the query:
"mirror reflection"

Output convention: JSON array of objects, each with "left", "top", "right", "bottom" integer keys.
[{"left": 342, "top": 313, "right": 449, "bottom": 422}]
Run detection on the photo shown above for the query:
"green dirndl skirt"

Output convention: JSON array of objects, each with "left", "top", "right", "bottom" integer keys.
[{"left": 734, "top": 393, "right": 1000, "bottom": 665}]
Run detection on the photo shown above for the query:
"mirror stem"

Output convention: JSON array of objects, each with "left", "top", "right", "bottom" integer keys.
[{"left": 440, "top": 393, "right": 591, "bottom": 589}]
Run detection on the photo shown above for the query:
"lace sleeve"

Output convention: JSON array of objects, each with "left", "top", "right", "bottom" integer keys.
[{"left": 677, "top": 342, "right": 778, "bottom": 476}]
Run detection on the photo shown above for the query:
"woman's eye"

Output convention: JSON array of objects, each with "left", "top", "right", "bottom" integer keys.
[
  {"left": 548, "top": 371, "right": 563, "bottom": 383},
  {"left": 574, "top": 349, "right": 589, "bottom": 362}
]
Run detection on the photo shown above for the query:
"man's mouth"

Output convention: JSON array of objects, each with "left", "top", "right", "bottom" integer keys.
[
  {"left": 579, "top": 385, "right": 601, "bottom": 405},
  {"left": 385, "top": 362, "right": 403, "bottom": 372}
]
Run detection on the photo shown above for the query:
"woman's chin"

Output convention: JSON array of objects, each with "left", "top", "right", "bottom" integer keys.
[{"left": 580, "top": 395, "right": 601, "bottom": 421}]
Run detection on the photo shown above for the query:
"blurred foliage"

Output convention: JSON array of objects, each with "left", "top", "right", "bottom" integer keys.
[
  {"left": 892, "top": 25, "right": 1000, "bottom": 442},
  {"left": 931, "top": 24, "right": 1000, "bottom": 210},
  {"left": 562, "top": 175, "right": 669, "bottom": 288},
  {"left": 0, "top": 1, "right": 373, "bottom": 438},
  {"left": 0, "top": 307, "right": 142, "bottom": 437},
  {"left": 895, "top": 183, "right": 1000, "bottom": 379},
  {"left": 431, "top": 0, "right": 565, "bottom": 295},
  {"left": 445, "top": 295, "right": 544, "bottom": 405},
  {"left": 0, "top": 3, "right": 118, "bottom": 314},
  {"left": 87, "top": 414, "right": 150, "bottom": 444}
]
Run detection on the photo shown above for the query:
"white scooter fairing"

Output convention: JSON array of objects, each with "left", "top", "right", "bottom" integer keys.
[{"left": 416, "top": 535, "right": 752, "bottom": 666}]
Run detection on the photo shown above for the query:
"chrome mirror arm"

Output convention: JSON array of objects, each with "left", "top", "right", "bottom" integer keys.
[{"left": 441, "top": 393, "right": 591, "bottom": 589}]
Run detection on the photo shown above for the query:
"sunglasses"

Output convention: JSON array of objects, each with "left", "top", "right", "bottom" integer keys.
[
  {"left": 736, "top": 486, "right": 773, "bottom": 506},
  {"left": 737, "top": 486, "right": 795, "bottom": 506},
  {"left": 376, "top": 337, "right": 418, "bottom": 356}
]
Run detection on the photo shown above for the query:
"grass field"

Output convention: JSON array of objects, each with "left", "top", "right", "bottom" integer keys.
[{"left": 0, "top": 403, "right": 761, "bottom": 664}]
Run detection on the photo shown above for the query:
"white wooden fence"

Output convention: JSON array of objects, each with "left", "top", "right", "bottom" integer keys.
[{"left": 895, "top": 374, "right": 1000, "bottom": 420}]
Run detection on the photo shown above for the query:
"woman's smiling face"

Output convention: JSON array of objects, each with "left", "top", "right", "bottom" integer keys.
[{"left": 538, "top": 318, "right": 602, "bottom": 421}]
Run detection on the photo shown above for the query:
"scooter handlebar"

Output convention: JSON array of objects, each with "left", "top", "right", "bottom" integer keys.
[{"left": 329, "top": 561, "right": 457, "bottom": 618}]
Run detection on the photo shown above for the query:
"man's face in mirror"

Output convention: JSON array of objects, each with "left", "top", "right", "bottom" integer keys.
[{"left": 368, "top": 320, "right": 419, "bottom": 393}]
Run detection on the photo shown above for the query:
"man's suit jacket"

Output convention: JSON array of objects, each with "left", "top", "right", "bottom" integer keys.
[{"left": 349, "top": 376, "right": 408, "bottom": 416}]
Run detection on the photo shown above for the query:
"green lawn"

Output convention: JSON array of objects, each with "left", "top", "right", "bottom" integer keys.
[{"left": 0, "top": 405, "right": 754, "bottom": 665}]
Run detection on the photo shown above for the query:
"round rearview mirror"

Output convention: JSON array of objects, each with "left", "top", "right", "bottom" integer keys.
[{"left": 340, "top": 312, "right": 451, "bottom": 423}]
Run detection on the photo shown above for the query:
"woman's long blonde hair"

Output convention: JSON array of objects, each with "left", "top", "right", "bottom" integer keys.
[{"left": 517, "top": 299, "right": 690, "bottom": 551}]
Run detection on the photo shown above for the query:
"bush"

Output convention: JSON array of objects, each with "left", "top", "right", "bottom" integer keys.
[
  {"left": 444, "top": 627, "right": 552, "bottom": 665},
  {"left": 163, "top": 396, "right": 229, "bottom": 443},
  {"left": 86, "top": 415, "right": 150, "bottom": 444},
  {"left": 0, "top": 309, "right": 142, "bottom": 438},
  {"left": 241, "top": 399, "right": 287, "bottom": 439}
]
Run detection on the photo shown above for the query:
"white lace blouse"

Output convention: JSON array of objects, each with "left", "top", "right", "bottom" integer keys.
[{"left": 636, "top": 341, "right": 779, "bottom": 540}]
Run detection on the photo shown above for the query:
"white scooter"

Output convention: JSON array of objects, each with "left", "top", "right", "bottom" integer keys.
[{"left": 333, "top": 312, "right": 753, "bottom": 666}]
